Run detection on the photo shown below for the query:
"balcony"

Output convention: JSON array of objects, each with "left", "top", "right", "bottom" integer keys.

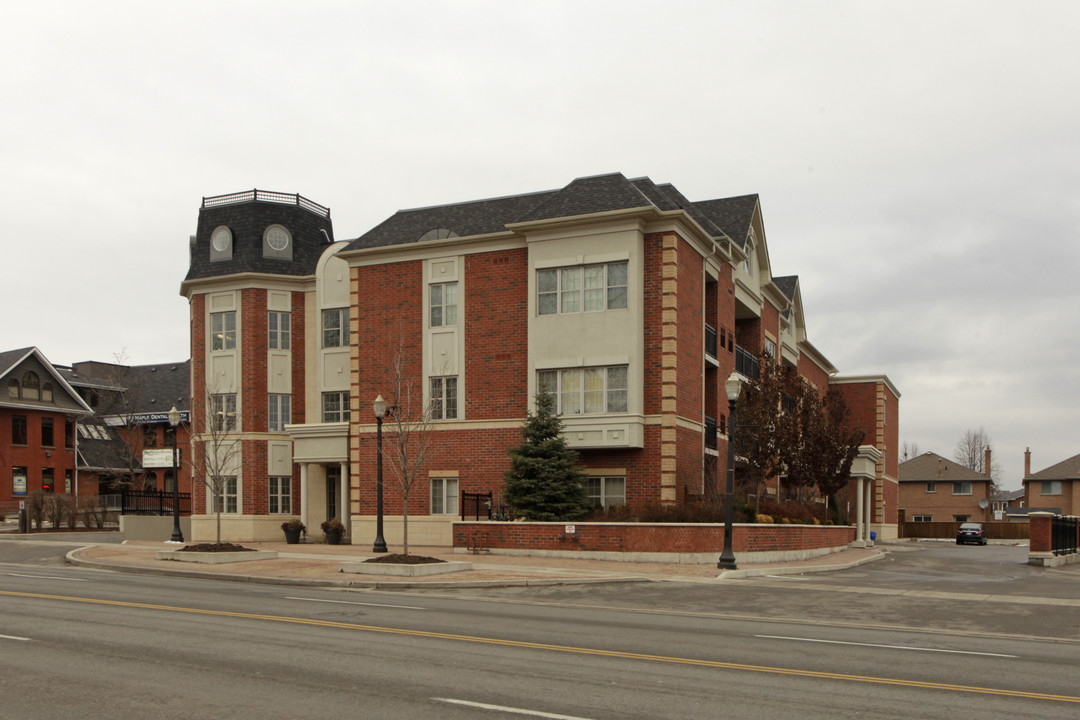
[
  {"left": 734, "top": 344, "right": 759, "bottom": 380},
  {"left": 705, "top": 324, "right": 718, "bottom": 360},
  {"left": 704, "top": 416, "right": 718, "bottom": 450}
]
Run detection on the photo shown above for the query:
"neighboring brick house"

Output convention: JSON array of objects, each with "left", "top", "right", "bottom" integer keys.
[
  {"left": 898, "top": 451, "right": 993, "bottom": 523},
  {"left": 1, "top": 347, "right": 92, "bottom": 503},
  {"left": 178, "top": 176, "right": 899, "bottom": 544},
  {"left": 56, "top": 360, "right": 192, "bottom": 498},
  {"left": 1023, "top": 451, "right": 1080, "bottom": 516}
]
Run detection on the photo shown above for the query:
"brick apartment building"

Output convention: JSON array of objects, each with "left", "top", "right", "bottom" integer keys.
[{"left": 179, "top": 176, "right": 899, "bottom": 544}]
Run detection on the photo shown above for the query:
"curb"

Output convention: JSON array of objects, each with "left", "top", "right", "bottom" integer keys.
[
  {"left": 717, "top": 549, "right": 887, "bottom": 579},
  {"left": 64, "top": 547, "right": 655, "bottom": 589}
]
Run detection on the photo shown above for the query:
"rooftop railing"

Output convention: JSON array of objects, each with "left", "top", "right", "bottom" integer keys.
[{"left": 202, "top": 189, "right": 330, "bottom": 218}]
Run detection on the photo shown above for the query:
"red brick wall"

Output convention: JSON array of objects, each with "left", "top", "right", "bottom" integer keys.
[
  {"left": 291, "top": 290, "right": 306, "bottom": 425},
  {"left": 453, "top": 521, "right": 855, "bottom": 555},
  {"left": 0, "top": 408, "right": 80, "bottom": 497},
  {"left": 240, "top": 289, "right": 268, "bottom": 433},
  {"left": 642, "top": 233, "right": 665, "bottom": 417},
  {"left": 676, "top": 236, "right": 704, "bottom": 424}
]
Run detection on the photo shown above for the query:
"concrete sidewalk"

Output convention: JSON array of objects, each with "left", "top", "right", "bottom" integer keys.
[{"left": 66, "top": 540, "right": 886, "bottom": 589}]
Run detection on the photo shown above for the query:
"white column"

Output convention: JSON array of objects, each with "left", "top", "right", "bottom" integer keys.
[
  {"left": 339, "top": 462, "right": 349, "bottom": 538},
  {"left": 865, "top": 478, "right": 874, "bottom": 544},
  {"left": 300, "top": 463, "right": 310, "bottom": 534},
  {"left": 854, "top": 476, "right": 865, "bottom": 546}
]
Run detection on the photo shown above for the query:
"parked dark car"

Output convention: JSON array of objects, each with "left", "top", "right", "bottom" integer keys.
[{"left": 957, "top": 522, "right": 988, "bottom": 545}]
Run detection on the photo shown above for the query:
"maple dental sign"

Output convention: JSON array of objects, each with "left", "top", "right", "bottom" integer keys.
[{"left": 143, "top": 449, "right": 181, "bottom": 468}]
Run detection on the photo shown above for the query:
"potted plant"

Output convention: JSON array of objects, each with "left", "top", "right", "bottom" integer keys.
[
  {"left": 321, "top": 517, "right": 345, "bottom": 545},
  {"left": 281, "top": 519, "right": 305, "bottom": 544}
]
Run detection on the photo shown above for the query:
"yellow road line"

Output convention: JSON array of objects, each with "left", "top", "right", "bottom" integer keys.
[{"left": 4, "top": 589, "right": 1077, "bottom": 704}]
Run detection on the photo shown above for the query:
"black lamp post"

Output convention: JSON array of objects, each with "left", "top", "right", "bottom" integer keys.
[
  {"left": 168, "top": 405, "right": 184, "bottom": 543},
  {"left": 372, "top": 394, "right": 388, "bottom": 553},
  {"left": 718, "top": 373, "right": 742, "bottom": 570}
]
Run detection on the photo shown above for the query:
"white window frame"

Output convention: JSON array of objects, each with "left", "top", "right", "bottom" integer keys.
[
  {"left": 269, "top": 476, "right": 292, "bottom": 514},
  {"left": 322, "top": 392, "right": 348, "bottom": 423},
  {"left": 215, "top": 477, "right": 238, "bottom": 514},
  {"left": 430, "top": 282, "right": 458, "bottom": 327},
  {"left": 430, "top": 377, "right": 458, "bottom": 420},
  {"left": 211, "top": 312, "right": 236, "bottom": 351},
  {"left": 322, "top": 308, "right": 349, "bottom": 348},
  {"left": 268, "top": 311, "right": 291, "bottom": 350},
  {"left": 952, "top": 481, "right": 972, "bottom": 496},
  {"left": 430, "top": 477, "right": 459, "bottom": 515},
  {"left": 211, "top": 394, "right": 237, "bottom": 432},
  {"left": 537, "top": 262, "right": 628, "bottom": 316},
  {"left": 912, "top": 514, "right": 933, "bottom": 522},
  {"left": 586, "top": 476, "right": 626, "bottom": 508},
  {"left": 537, "top": 366, "right": 628, "bottom": 415},
  {"left": 268, "top": 394, "right": 291, "bottom": 432}
]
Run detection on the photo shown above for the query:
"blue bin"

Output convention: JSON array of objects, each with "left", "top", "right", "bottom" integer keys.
[{"left": 870, "top": 531, "right": 877, "bottom": 542}]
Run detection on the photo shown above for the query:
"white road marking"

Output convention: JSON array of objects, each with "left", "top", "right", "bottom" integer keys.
[
  {"left": 434, "top": 698, "right": 595, "bottom": 719},
  {"left": 285, "top": 596, "right": 425, "bottom": 610},
  {"left": 3, "top": 572, "right": 87, "bottom": 582},
  {"left": 755, "top": 634, "right": 1018, "bottom": 658},
  {"left": 0, "top": 634, "right": 32, "bottom": 642}
]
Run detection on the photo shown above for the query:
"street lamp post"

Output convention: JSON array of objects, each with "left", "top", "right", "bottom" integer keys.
[
  {"left": 168, "top": 405, "right": 184, "bottom": 543},
  {"left": 372, "top": 394, "right": 388, "bottom": 553},
  {"left": 718, "top": 373, "right": 742, "bottom": 570}
]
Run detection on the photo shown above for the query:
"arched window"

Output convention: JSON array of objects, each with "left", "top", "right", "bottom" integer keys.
[
  {"left": 164, "top": 470, "right": 176, "bottom": 494},
  {"left": 144, "top": 472, "right": 158, "bottom": 491},
  {"left": 22, "top": 372, "right": 39, "bottom": 401},
  {"left": 6, "top": 379, "right": 18, "bottom": 399}
]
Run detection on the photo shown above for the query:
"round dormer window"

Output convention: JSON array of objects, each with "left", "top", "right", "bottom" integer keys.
[{"left": 266, "top": 225, "right": 290, "bottom": 251}]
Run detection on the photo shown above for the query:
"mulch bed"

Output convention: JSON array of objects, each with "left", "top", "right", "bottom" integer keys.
[
  {"left": 178, "top": 543, "right": 254, "bottom": 553},
  {"left": 363, "top": 553, "right": 445, "bottom": 565}
]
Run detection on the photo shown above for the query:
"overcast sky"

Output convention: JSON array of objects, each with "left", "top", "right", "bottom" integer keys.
[{"left": 3, "top": 1, "right": 1076, "bottom": 489}]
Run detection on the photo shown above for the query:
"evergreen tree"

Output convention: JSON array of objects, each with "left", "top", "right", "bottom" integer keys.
[{"left": 503, "top": 392, "right": 590, "bottom": 521}]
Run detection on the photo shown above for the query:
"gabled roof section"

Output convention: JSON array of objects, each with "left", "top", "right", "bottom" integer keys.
[
  {"left": 772, "top": 275, "right": 798, "bottom": 301},
  {"left": 519, "top": 173, "right": 653, "bottom": 223},
  {"left": 899, "top": 451, "right": 988, "bottom": 482},
  {"left": 1026, "top": 452, "right": 1080, "bottom": 481},
  {"left": 1, "top": 346, "right": 92, "bottom": 414},
  {"left": 692, "top": 194, "right": 760, "bottom": 249}
]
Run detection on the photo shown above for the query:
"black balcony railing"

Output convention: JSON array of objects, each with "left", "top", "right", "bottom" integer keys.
[
  {"left": 704, "top": 416, "right": 718, "bottom": 450},
  {"left": 120, "top": 490, "right": 191, "bottom": 516},
  {"left": 705, "top": 324, "right": 718, "bottom": 359},
  {"left": 734, "top": 344, "right": 759, "bottom": 380},
  {"left": 1051, "top": 515, "right": 1079, "bottom": 556},
  {"left": 202, "top": 189, "right": 330, "bottom": 218}
]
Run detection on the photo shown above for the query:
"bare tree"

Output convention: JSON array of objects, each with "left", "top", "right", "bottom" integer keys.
[
  {"left": 188, "top": 382, "right": 240, "bottom": 544},
  {"left": 380, "top": 346, "right": 439, "bottom": 556},
  {"left": 954, "top": 426, "right": 1001, "bottom": 491},
  {"left": 900, "top": 441, "right": 921, "bottom": 462}
]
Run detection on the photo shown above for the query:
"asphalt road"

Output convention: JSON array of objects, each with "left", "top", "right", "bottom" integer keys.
[{"left": 2, "top": 539, "right": 1080, "bottom": 718}]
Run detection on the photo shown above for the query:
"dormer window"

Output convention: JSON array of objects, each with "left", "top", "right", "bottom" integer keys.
[
  {"left": 22, "top": 372, "right": 40, "bottom": 401},
  {"left": 263, "top": 224, "right": 293, "bottom": 260},
  {"left": 210, "top": 226, "right": 233, "bottom": 262}
]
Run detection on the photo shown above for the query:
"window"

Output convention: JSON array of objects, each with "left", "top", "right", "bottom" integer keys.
[
  {"left": 268, "top": 394, "right": 292, "bottom": 431},
  {"left": 926, "top": 481, "right": 936, "bottom": 493},
  {"left": 586, "top": 476, "right": 626, "bottom": 508},
  {"left": 430, "top": 283, "right": 458, "bottom": 327},
  {"left": 269, "top": 311, "right": 291, "bottom": 350},
  {"left": 164, "top": 424, "right": 176, "bottom": 446},
  {"left": 41, "top": 418, "right": 54, "bottom": 447},
  {"left": 1041, "top": 481, "right": 1062, "bottom": 496},
  {"left": 41, "top": 383, "right": 53, "bottom": 402},
  {"left": 954, "top": 515, "right": 970, "bottom": 522},
  {"left": 430, "top": 377, "right": 458, "bottom": 420},
  {"left": 744, "top": 242, "right": 754, "bottom": 274},
  {"left": 322, "top": 392, "right": 348, "bottom": 423},
  {"left": 430, "top": 477, "right": 459, "bottom": 515},
  {"left": 7, "top": 379, "right": 18, "bottom": 398},
  {"left": 211, "top": 394, "right": 237, "bottom": 432},
  {"left": 22, "top": 372, "right": 39, "bottom": 401},
  {"left": 269, "top": 476, "right": 292, "bottom": 514},
  {"left": 41, "top": 468, "right": 54, "bottom": 492},
  {"left": 211, "top": 312, "right": 236, "bottom": 351},
  {"left": 11, "top": 415, "right": 27, "bottom": 445},
  {"left": 216, "top": 477, "right": 238, "bottom": 513},
  {"left": 65, "top": 469, "right": 73, "bottom": 494},
  {"left": 144, "top": 472, "right": 157, "bottom": 491},
  {"left": 912, "top": 515, "right": 933, "bottom": 522},
  {"left": 12, "top": 467, "right": 27, "bottom": 496},
  {"left": 65, "top": 420, "right": 74, "bottom": 448},
  {"left": 952, "top": 481, "right": 972, "bottom": 496},
  {"left": 537, "top": 366, "right": 628, "bottom": 415},
  {"left": 764, "top": 337, "right": 776, "bottom": 357},
  {"left": 322, "top": 308, "right": 349, "bottom": 348},
  {"left": 537, "top": 262, "right": 628, "bottom": 315},
  {"left": 164, "top": 471, "right": 176, "bottom": 494},
  {"left": 142, "top": 425, "right": 157, "bottom": 448}
]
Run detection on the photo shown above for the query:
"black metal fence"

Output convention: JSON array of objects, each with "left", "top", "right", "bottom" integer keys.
[
  {"left": 461, "top": 491, "right": 493, "bottom": 521},
  {"left": 734, "top": 345, "right": 759, "bottom": 379},
  {"left": 121, "top": 490, "right": 191, "bottom": 516},
  {"left": 1051, "top": 515, "right": 1079, "bottom": 556}
]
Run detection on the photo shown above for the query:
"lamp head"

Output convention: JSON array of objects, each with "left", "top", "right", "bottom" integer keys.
[
  {"left": 373, "top": 394, "right": 387, "bottom": 418},
  {"left": 168, "top": 405, "right": 181, "bottom": 427},
  {"left": 725, "top": 373, "right": 743, "bottom": 403}
]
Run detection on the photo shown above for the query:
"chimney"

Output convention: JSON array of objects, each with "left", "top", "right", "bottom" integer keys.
[
  {"left": 984, "top": 446, "right": 992, "bottom": 478},
  {"left": 1024, "top": 447, "right": 1031, "bottom": 477}
]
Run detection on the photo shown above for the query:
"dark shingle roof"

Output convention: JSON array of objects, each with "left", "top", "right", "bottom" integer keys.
[
  {"left": 65, "top": 360, "right": 190, "bottom": 415},
  {"left": 772, "top": 275, "right": 799, "bottom": 300},
  {"left": 1027, "top": 453, "right": 1080, "bottom": 480},
  {"left": 0, "top": 347, "right": 33, "bottom": 378},
  {"left": 898, "top": 451, "right": 988, "bottom": 482},
  {"left": 693, "top": 194, "right": 760, "bottom": 249},
  {"left": 518, "top": 173, "right": 652, "bottom": 223}
]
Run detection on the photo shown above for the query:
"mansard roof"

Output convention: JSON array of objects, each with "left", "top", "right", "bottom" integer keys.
[
  {"left": 898, "top": 451, "right": 988, "bottom": 483},
  {"left": 347, "top": 173, "right": 761, "bottom": 251},
  {"left": 1026, "top": 452, "right": 1080, "bottom": 481}
]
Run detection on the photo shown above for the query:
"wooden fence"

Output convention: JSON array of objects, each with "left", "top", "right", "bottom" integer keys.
[{"left": 899, "top": 520, "right": 1029, "bottom": 540}]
